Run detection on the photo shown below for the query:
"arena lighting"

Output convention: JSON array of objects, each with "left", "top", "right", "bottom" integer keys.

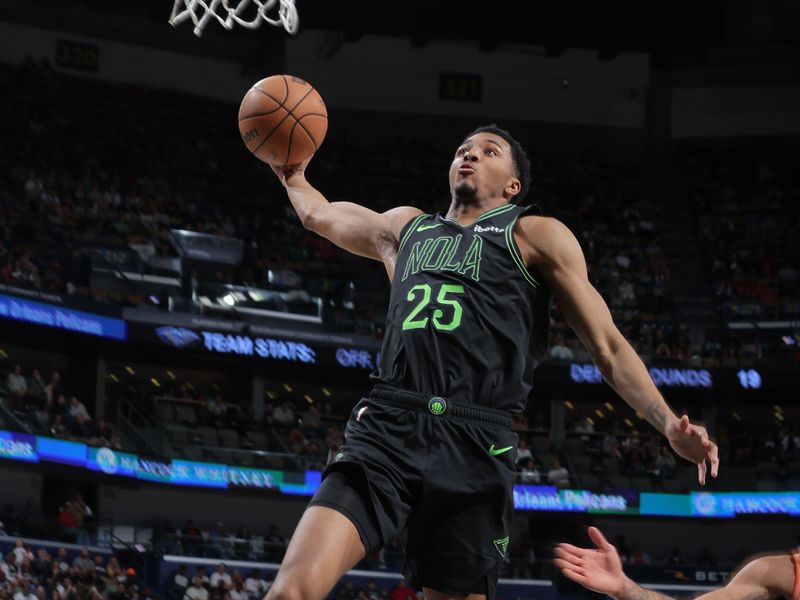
[{"left": 222, "top": 294, "right": 235, "bottom": 306}]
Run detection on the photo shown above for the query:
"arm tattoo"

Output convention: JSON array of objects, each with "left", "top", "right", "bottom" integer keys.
[
  {"left": 644, "top": 400, "right": 668, "bottom": 432},
  {"left": 620, "top": 583, "right": 674, "bottom": 600}
]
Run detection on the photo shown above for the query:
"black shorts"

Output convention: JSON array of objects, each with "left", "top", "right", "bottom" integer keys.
[{"left": 309, "top": 384, "right": 518, "bottom": 600}]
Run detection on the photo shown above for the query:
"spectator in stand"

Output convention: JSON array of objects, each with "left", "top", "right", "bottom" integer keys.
[
  {"left": 210, "top": 564, "right": 232, "bottom": 590},
  {"left": 55, "top": 548, "right": 69, "bottom": 573},
  {"left": 511, "top": 413, "right": 529, "bottom": 431},
  {"left": 207, "top": 395, "right": 227, "bottom": 426},
  {"left": 46, "top": 371, "right": 62, "bottom": 405},
  {"left": 229, "top": 580, "right": 248, "bottom": 600},
  {"left": 7, "top": 365, "right": 27, "bottom": 407},
  {"left": 71, "top": 548, "right": 91, "bottom": 571},
  {"left": 171, "top": 564, "right": 189, "bottom": 598},
  {"left": 547, "top": 458, "right": 570, "bottom": 487},
  {"left": 196, "top": 566, "right": 210, "bottom": 587},
  {"left": 25, "top": 370, "right": 46, "bottom": 407},
  {"left": 185, "top": 576, "right": 210, "bottom": 600},
  {"left": 549, "top": 334, "right": 574, "bottom": 361},
  {"left": 244, "top": 570, "right": 268, "bottom": 598},
  {"left": 271, "top": 401, "right": 295, "bottom": 428},
  {"left": 11, "top": 540, "right": 32, "bottom": 565},
  {"left": 516, "top": 437, "right": 533, "bottom": 467},
  {"left": 390, "top": 578, "right": 415, "bottom": 600},
  {"left": 520, "top": 459, "right": 541, "bottom": 484},
  {"left": 33, "top": 549, "right": 50, "bottom": 578},
  {"left": 66, "top": 396, "right": 92, "bottom": 435},
  {"left": 365, "top": 579, "right": 380, "bottom": 600},
  {"left": 13, "top": 581, "right": 36, "bottom": 600},
  {"left": 301, "top": 403, "right": 323, "bottom": 433}
]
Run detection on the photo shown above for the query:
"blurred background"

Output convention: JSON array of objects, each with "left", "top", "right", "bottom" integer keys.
[{"left": 0, "top": 1, "right": 799, "bottom": 599}]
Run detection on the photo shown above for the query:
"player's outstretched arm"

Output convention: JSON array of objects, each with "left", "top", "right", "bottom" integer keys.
[
  {"left": 271, "top": 159, "right": 422, "bottom": 267},
  {"left": 555, "top": 527, "right": 790, "bottom": 600},
  {"left": 519, "top": 216, "right": 718, "bottom": 483}
]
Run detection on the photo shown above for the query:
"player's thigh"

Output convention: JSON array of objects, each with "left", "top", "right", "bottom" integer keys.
[
  {"left": 266, "top": 505, "right": 366, "bottom": 600},
  {"left": 423, "top": 589, "right": 486, "bottom": 600}
]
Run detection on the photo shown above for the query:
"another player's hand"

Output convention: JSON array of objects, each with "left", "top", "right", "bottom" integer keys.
[
  {"left": 665, "top": 415, "right": 719, "bottom": 485},
  {"left": 270, "top": 157, "right": 312, "bottom": 188},
  {"left": 554, "top": 527, "right": 629, "bottom": 598}
]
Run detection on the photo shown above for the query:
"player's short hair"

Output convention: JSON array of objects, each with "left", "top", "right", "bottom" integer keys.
[{"left": 465, "top": 125, "right": 532, "bottom": 203}]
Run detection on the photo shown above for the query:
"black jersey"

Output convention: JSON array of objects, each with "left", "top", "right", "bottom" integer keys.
[{"left": 371, "top": 203, "right": 551, "bottom": 412}]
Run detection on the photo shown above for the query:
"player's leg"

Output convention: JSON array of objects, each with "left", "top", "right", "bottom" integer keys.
[
  {"left": 265, "top": 505, "right": 365, "bottom": 600},
  {"left": 422, "top": 589, "right": 487, "bottom": 600}
]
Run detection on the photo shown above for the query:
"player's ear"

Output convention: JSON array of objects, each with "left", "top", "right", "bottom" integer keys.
[{"left": 505, "top": 177, "right": 521, "bottom": 199}]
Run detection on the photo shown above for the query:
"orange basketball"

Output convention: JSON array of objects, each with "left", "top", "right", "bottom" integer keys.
[{"left": 238, "top": 74, "right": 328, "bottom": 166}]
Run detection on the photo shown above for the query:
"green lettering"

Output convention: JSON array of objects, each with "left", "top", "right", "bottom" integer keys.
[
  {"left": 422, "top": 236, "right": 453, "bottom": 271},
  {"left": 458, "top": 236, "right": 483, "bottom": 281},
  {"left": 401, "top": 239, "right": 435, "bottom": 281},
  {"left": 440, "top": 235, "right": 464, "bottom": 271}
]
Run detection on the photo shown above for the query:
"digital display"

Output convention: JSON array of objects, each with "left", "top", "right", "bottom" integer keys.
[
  {"left": 570, "top": 363, "right": 713, "bottom": 389},
  {"left": 0, "top": 293, "right": 126, "bottom": 340},
  {"left": 200, "top": 331, "right": 316, "bottom": 363},
  {"left": 0, "top": 431, "right": 38, "bottom": 463},
  {"left": 513, "top": 486, "right": 634, "bottom": 513}
]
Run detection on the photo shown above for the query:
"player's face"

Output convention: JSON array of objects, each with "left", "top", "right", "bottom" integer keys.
[{"left": 449, "top": 133, "right": 520, "bottom": 202}]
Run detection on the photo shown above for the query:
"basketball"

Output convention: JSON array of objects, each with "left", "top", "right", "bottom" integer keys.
[{"left": 238, "top": 74, "right": 328, "bottom": 166}]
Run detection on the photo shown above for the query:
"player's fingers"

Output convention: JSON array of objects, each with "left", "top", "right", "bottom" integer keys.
[
  {"left": 679, "top": 415, "right": 690, "bottom": 431},
  {"left": 554, "top": 545, "right": 586, "bottom": 563},
  {"left": 709, "top": 442, "right": 720, "bottom": 478},
  {"left": 697, "top": 460, "right": 707, "bottom": 485},
  {"left": 556, "top": 563, "right": 589, "bottom": 585},
  {"left": 556, "top": 543, "right": 589, "bottom": 558},
  {"left": 587, "top": 527, "right": 612, "bottom": 551},
  {"left": 554, "top": 558, "right": 583, "bottom": 573}
]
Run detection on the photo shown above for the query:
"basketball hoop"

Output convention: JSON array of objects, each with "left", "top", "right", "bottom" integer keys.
[{"left": 169, "top": 0, "right": 299, "bottom": 37}]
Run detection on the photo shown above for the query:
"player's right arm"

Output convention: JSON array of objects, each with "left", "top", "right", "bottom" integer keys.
[
  {"left": 271, "top": 159, "right": 422, "bottom": 272},
  {"left": 554, "top": 527, "right": 793, "bottom": 600}
]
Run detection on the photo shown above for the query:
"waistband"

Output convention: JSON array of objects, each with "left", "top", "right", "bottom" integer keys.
[{"left": 369, "top": 384, "right": 513, "bottom": 428}]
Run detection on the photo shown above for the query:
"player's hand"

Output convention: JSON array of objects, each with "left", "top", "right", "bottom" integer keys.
[
  {"left": 270, "top": 157, "right": 312, "bottom": 188},
  {"left": 554, "top": 527, "right": 629, "bottom": 598},
  {"left": 665, "top": 415, "right": 719, "bottom": 485}
]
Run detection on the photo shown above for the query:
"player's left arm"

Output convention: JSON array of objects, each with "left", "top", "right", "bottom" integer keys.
[{"left": 517, "top": 216, "right": 719, "bottom": 483}]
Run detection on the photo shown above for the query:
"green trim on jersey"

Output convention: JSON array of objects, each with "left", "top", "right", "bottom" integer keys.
[
  {"left": 504, "top": 216, "right": 539, "bottom": 288},
  {"left": 442, "top": 203, "right": 516, "bottom": 228},
  {"left": 474, "top": 203, "right": 516, "bottom": 223},
  {"left": 397, "top": 213, "right": 429, "bottom": 256}
]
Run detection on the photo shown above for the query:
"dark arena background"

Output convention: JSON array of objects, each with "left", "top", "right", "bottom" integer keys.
[{"left": 0, "top": 1, "right": 799, "bottom": 599}]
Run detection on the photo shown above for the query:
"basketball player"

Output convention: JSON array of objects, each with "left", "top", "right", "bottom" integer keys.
[
  {"left": 554, "top": 526, "right": 800, "bottom": 600},
  {"left": 266, "top": 125, "right": 719, "bottom": 600}
]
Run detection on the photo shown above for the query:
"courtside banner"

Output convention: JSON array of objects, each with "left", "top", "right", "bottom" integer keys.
[{"left": 5, "top": 429, "right": 795, "bottom": 516}]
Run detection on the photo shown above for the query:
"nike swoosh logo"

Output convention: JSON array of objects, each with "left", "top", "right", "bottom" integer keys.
[
  {"left": 488, "top": 444, "right": 513, "bottom": 456},
  {"left": 416, "top": 223, "right": 443, "bottom": 232}
]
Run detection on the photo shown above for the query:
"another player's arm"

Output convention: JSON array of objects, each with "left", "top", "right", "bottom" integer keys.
[
  {"left": 271, "top": 159, "right": 422, "bottom": 268},
  {"left": 555, "top": 528, "right": 791, "bottom": 600},
  {"left": 518, "top": 216, "right": 718, "bottom": 482}
]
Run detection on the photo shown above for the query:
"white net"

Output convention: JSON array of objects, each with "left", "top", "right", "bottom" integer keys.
[{"left": 169, "top": 0, "right": 299, "bottom": 37}]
